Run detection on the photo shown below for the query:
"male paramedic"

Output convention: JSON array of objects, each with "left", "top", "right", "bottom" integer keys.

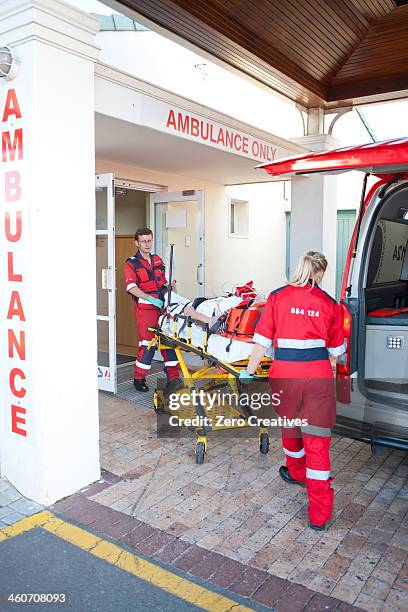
[
  {"left": 125, "top": 228, "right": 181, "bottom": 392},
  {"left": 241, "top": 251, "right": 345, "bottom": 531}
]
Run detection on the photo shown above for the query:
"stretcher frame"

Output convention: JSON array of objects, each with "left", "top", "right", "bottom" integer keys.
[{"left": 148, "top": 316, "right": 272, "bottom": 464}]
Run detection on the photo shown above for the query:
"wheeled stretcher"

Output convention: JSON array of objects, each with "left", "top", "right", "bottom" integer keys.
[{"left": 148, "top": 310, "right": 272, "bottom": 464}]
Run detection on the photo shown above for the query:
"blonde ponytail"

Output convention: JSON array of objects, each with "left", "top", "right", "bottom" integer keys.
[{"left": 289, "top": 251, "right": 328, "bottom": 288}]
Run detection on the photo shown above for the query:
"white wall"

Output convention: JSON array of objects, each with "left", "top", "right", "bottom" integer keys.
[
  {"left": 96, "top": 31, "right": 304, "bottom": 140},
  {"left": 290, "top": 174, "right": 338, "bottom": 295},
  {"left": 0, "top": 0, "right": 101, "bottom": 504},
  {"left": 337, "top": 171, "right": 379, "bottom": 213},
  {"left": 115, "top": 189, "right": 147, "bottom": 235},
  {"left": 222, "top": 183, "right": 288, "bottom": 296}
]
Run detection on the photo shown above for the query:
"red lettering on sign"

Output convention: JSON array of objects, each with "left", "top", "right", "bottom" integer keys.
[
  {"left": 7, "top": 252, "right": 22, "bottom": 282},
  {"left": 177, "top": 113, "right": 189, "bottom": 133},
  {"left": 225, "top": 131, "right": 233, "bottom": 149},
  {"left": 166, "top": 109, "right": 176, "bottom": 129},
  {"left": 8, "top": 329, "right": 25, "bottom": 361},
  {"left": 217, "top": 128, "right": 225, "bottom": 146},
  {"left": 234, "top": 133, "right": 242, "bottom": 151},
  {"left": 11, "top": 405, "right": 27, "bottom": 437},
  {"left": 201, "top": 121, "right": 209, "bottom": 140},
  {"left": 191, "top": 117, "right": 199, "bottom": 137},
  {"left": 2, "top": 89, "right": 22, "bottom": 122},
  {"left": 2, "top": 128, "right": 23, "bottom": 162},
  {"left": 209, "top": 124, "right": 217, "bottom": 144},
  {"left": 5, "top": 211, "right": 22, "bottom": 242},
  {"left": 3, "top": 88, "right": 28, "bottom": 441},
  {"left": 165, "top": 107, "right": 276, "bottom": 162},
  {"left": 10, "top": 367, "right": 26, "bottom": 398},
  {"left": 5, "top": 170, "right": 21, "bottom": 201},
  {"left": 7, "top": 291, "right": 25, "bottom": 321}
]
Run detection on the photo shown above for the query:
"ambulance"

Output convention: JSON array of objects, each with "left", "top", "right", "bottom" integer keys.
[{"left": 260, "top": 138, "right": 408, "bottom": 454}]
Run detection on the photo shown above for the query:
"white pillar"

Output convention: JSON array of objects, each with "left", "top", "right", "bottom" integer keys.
[
  {"left": 290, "top": 134, "right": 339, "bottom": 295},
  {"left": 0, "top": 0, "right": 101, "bottom": 504}
]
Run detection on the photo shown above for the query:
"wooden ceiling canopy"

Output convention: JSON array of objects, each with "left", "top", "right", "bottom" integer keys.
[{"left": 117, "top": 0, "right": 408, "bottom": 110}]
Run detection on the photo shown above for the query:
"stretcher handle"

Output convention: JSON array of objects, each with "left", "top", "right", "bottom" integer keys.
[
  {"left": 227, "top": 365, "right": 266, "bottom": 381},
  {"left": 149, "top": 327, "right": 267, "bottom": 380},
  {"left": 166, "top": 243, "right": 175, "bottom": 320}
]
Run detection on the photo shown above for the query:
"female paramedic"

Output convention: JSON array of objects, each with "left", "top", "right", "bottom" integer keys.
[{"left": 240, "top": 251, "right": 345, "bottom": 531}]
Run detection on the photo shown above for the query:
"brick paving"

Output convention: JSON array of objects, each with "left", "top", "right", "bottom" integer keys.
[{"left": 54, "top": 387, "right": 406, "bottom": 612}]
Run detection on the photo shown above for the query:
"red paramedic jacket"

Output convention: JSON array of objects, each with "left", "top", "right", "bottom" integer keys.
[
  {"left": 125, "top": 251, "right": 167, "bottom": 306},
  {"left": 254, "top": 283, "right": 345, "bottom": 366}
]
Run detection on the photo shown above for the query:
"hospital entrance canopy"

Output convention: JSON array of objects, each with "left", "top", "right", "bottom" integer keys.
[{"left": 114, "top": 0, "right": 408, "bottom": 110}]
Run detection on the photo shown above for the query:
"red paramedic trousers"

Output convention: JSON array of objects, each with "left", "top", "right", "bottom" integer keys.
[
  {"left": 269, "top": 359, "right": 335, "bottom": 527},
  {"left": 133, "top": 304, "right": 180, "bottom": 381}
]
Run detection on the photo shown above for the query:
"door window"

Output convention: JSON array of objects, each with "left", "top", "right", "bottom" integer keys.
[
  {"left": 367, "top": 220, "right": 408, "bottom": 285},
  {"left": 95, "top": 174, "right": 117, "bottom": 393}
]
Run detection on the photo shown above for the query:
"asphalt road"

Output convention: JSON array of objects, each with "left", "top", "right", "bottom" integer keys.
[{"left": 0, "top": 528, "right": 202, "bottom": 612}]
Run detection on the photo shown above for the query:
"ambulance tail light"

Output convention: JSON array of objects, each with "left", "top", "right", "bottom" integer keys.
[
  {"left": 336, "top": 303, "right": 352, "bottom": 404},
  {"left": 337, "top": 304, "right": 351, "bottom": 375}
]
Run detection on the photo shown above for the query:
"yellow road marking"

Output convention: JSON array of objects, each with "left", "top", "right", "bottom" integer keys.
[
  {"left": 0, "top": 512, "right": 252, "bottom": 612},
  {"left": 0, "top": 510, "right": 53, "bottom": 540}
]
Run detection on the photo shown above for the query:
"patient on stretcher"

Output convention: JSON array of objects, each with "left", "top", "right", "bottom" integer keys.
[
  {"left": 183, "top": 303, "right": 228, "bottom": 333},
  {"left": 159, "top": 283, "right": 273, "bottom": 363}
]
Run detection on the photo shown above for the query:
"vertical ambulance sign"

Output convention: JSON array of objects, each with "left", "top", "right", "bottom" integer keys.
[{"left": 0, "top": 82, "right": 29, "bottom": 471}]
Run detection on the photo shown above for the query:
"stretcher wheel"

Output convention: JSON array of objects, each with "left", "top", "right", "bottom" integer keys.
[
  {"left": 259, "top": 432, "right": 270, "bottom": 455},
  {"left": 195, "top": 441, "right": 206, "bottom": 464}
]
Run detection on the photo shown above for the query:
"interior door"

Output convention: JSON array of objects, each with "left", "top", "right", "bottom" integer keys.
[
  {"left": 149, "top": 190, "right": 205, "bottom": 299},
  {"left": 115, "top": 236, "right": 138, "bottom": 358},
  {"left": 96, "top": 173, "right": 117, "bottom": 392},
  {"left": 336, "top": 210, "right": 356, "bottom": 299}
]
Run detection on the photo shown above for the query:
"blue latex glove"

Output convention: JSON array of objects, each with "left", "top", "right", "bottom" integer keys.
[
  {"left": 239, "top": 369, "right": 254, "bottom": 383},
  {"left": 147, "top": 296, "right": 164, "bottom": 308}
]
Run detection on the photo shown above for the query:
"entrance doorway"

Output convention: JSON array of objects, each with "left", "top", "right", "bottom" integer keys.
[
  {"left": 115, "top": 186, "right": 149, "bottom": 362},
  {"left": 96, "top": 176, "right": 205, "bottom": 392}
]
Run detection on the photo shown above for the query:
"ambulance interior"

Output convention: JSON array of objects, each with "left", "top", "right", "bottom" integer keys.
[{"left": 363, "top": 184, "right": 408, "bottom": 391}]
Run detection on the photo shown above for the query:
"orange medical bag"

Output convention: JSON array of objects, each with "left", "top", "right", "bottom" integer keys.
[{"left": 226, "top": 302, "right": 265, "bottom": 336}]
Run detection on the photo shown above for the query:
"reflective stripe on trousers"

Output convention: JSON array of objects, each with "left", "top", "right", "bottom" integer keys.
[{"left": 280, "top": 426, "right": 334, "bottom": 526}]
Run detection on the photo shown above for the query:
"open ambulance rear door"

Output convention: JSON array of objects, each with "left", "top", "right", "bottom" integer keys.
[
  {"left": 258, "top": 138, "right": 408, "bottom": 408},
  {"left": 257, "top": 138, "right": 408, "bottom": 178}
]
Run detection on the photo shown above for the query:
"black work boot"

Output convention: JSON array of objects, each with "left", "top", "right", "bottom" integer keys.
[
  {"left": 309, "top": 521, "right": 328, "bottom": 531},
  {"left": 279, "top": 466, "right": 305, "bottom": 486},
  {"left": 134, "top": 378, "right": 149, "bottom": 392}
]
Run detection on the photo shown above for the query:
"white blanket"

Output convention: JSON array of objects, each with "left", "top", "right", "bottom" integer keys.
[{"left": 159, "top": 292, "right": 273, "bottom": 364}]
